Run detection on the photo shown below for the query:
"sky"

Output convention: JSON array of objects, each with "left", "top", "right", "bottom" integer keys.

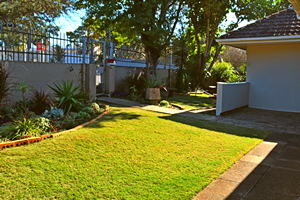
[
  {"left": 55, "top": 10, "right": 251, "bottom": 34},
  {"left": 54, "top": 10, "right": 86, "bottom": 33}
]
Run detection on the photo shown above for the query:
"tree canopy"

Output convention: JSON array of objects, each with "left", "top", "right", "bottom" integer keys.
[
  {"left": 74, "top": 0, "right": 290, "bottom": 86},
  {"left": 0, "top": 0, "right": 74, "bottom": 27},
  {"left": 75, "top": 0, "right": 184, "bottom": 78}
]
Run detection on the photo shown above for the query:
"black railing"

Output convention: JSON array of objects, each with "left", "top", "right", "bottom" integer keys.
[{"left": 0, "top": 21, "right": 103, "bottom": 64}]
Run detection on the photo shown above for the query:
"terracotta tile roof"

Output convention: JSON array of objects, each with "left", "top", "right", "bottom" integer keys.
[{"left": 220, "top": 8, "right": 300, "bottom": 39}]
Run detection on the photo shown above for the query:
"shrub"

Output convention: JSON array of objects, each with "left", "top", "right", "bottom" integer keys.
[
  {"left": 123, "top": 68, "right": 147, "bottom": 95},
  {"left": 209, "top": 61, "right": 237, "bottom": 83},
  {"left": 0, "top": 106, "right": 19, "bottom": 124},
  {"left": 81, "top": 107, "right": 95, "bottom": 115},
  {"left": 160, "top": 100, "right": 171, "bottom": 108},
  {"left": 42, "top": 107, "right": 64, "bottom": 120},
  {"left": 29, "top": 90, "right": 53, "bottom": 115},
  {"left": 90, "top": 102, "right": 103, "bottom": 113},
  {"left": 48, "top": 80, "right": 88, "bottom": 114},
  {"left": 0, "top": 118, "right": 41, "bottom": 141},
  {"left": 75, "top": 111, "right": 91, "bottom": 121},
  {"left": 32, "top": 117, "right": 51, "bottom": 132}
]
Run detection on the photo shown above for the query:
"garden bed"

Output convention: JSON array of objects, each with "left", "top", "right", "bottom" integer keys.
[{"left": 0, "top": 106, "right": 110, "bottom": 150}]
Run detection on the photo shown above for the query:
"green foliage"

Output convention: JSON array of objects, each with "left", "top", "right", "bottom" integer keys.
[
  {"left": 29, "top": 90, "right": 53, "bottom": 115},
  {"left": 15, "top": 81, "right": 34, "bottom": 113},
  {"left": 90, "top": 102, "right": 103, "bottom": 114},
  {"left": 42, "top": 107, "right": 64, "bottom": 120},
  {"left": 81, "top": 107, "right": 95, "bottom": 116},
  {"left": 0, "top": 62, "right": 12, "bottom": 105},
  {"left": 75, "top": 0, "right": 184, "bottom": 77},
  {"left": 209, "top": 61, "right": 239, "bottom": 83},
  {"left": 32, "top": 117, "right": 51, "bottom": 133},
  {"left": 0, "top": 0, "right": 74, "bottom": 28},
  {"left": 75, "top": 111, "right": 91, "bottom": 121},
  {"left": 124, "top": 69, "right": 147, "bottom": 95},
  {"left": 159, "top": 100, "right": 171, "bottom": 108},
  {"left": 48, "top": 80, "right": 88, "bottom": 114},
  {"left": 127, "top": 86, "right": 142, "bottom": 102},
  {"left": 0, "top": 118, "right": 41, "bottom": 141},
  {"left": 0, "top": 106, "right": 19, "bottom": 124}
]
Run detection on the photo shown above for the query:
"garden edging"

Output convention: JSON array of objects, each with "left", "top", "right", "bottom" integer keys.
[{"left": 0, "top": 107, "right": 110, "bottom": 150}]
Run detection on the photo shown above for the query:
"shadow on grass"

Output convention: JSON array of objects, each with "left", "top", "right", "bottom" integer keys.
[
  {"left": 87, "top": 111, "right": 142, "bottom": 128},
  {"left": 159, "top": 114, "right": 270, "bottom": 140}
]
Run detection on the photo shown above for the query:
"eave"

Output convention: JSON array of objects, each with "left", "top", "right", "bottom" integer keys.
[{"left": 216, "top": 35, "right": 300, "bottom": 50}]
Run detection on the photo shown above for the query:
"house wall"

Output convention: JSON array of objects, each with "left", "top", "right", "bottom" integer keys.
[
  {"left": 5, "top": 61, "right": 96, "bottom": 103},
  {"left": 247, "top": 43, "right": 300, "bottom": 112}
]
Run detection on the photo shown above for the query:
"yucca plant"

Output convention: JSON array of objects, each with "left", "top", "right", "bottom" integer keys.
[{"left": 48, "top": 80, "right": 88, "bottom": 114}]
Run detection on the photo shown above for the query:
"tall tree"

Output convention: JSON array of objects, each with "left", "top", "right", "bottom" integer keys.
[
  {"left": 0, "top": 0, "right": 74, "bottom": 27},
  {"left": 75, "top": 0, "right": 184, "bottom": 79},
  {"left": 185, "top": 0, "right": 289, "bottom": 89}
]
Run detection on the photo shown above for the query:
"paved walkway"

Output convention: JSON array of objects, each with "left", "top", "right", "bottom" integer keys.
[{"left": 98, "top": 97, "right": 300, "bottom": 200}]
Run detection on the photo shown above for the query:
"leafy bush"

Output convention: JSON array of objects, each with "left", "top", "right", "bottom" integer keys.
[
  {"left": 32, "top": 117, "right": 51, "bottom": 132},
  {"left": 81, "top": 107, "right": 95, "bottom": 115},
  {"left": 75, "top": 111, "right": 91, "bottom": 121},
  {"left": 0, "top": 118, "right": 41, "bottom": 141},
  {"left": 42, "top": 107, "right": 64, "bottom": 120},
  {"left": 48, "top": 80, "right": 88, "bottom": 114},
  {"left": 0, "top": 106, "right": 19, "bottom": 124},
  {"left": 0, "top": 62, "right": 12, "bottom": 105},
  {"left": 124, "top": 68, "right": 147, "bottom": 95},
  {"left": 90, "top": 102, "right": 102, "bottom": 113},
  {"left": 29, "top": 90, "right": 53, "bottom": 115},
  {"left": 159, "top": 100, "right": 171, "bottom": 108}
]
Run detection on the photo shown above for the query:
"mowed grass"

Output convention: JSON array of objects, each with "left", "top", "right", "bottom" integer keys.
[
  {"left": 162, "top": 93, "right": 214, "bottom": 110},
  {"left": 0, "top": 107, "right": 269, "bottom": 199}
]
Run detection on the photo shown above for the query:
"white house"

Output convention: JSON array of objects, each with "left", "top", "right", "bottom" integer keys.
[{"left": 216, "top": 6, "right": 300, "bottom": 115}]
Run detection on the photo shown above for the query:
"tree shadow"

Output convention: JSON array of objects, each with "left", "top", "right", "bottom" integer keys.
[
  {"left": 159, "top": 114, "right": 269, "bottom": 140},
  {"left": 87, "top": 111, "right": 143, "bottom": 128}
]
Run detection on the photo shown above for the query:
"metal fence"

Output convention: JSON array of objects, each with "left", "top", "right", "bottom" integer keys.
[{"left": 0, "top": 21, "right": 104, "bottom": 64}]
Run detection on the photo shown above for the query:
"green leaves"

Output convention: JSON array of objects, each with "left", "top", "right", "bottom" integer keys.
[{"left": 48, "top": 80, "right": 88, "bottom": 114}]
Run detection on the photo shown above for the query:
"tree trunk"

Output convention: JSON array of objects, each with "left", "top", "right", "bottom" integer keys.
[{"left": 145, "top": 45, "right": 161, "bottom": 79}]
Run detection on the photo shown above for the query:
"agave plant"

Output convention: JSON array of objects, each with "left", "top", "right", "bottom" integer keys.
[{"left": 48, "top": 80, "right": 88, "bottom": 114}]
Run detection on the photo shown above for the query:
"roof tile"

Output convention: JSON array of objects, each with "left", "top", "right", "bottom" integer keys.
[{"left": 220, "top": 8, "right": 300, "bottom": 39}]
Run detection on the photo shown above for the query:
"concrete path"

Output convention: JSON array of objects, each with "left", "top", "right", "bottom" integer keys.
[{"left": 98, "top": 97, "right": 300, "bottom": 200}]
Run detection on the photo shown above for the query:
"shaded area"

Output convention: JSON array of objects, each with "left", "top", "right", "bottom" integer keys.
[{"left": 160, "top": 115, "right": 269, "bottom": 140}]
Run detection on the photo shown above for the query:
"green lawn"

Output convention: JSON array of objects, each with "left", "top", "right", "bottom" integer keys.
[
  {"left": 162, "top": 93, "right": 214, "bottom": 110},
  {"left": 0, "top": 107, "right": 269, "bottom": 199}
]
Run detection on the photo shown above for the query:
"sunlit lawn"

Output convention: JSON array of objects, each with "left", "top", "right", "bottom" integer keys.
[
  {"left": 0, "top": 107, "right": 269, "bottom": 199},
  {"left": 162, "top": 93, "right": 214, "bottom": 110}
]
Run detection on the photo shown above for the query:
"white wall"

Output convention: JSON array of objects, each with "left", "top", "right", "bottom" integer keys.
[
  {"left": 216, "top": 82, "right": 250, "bottom": 115},
  {"left": 247, "top": 43, "right": 300, "bottom": 112}
]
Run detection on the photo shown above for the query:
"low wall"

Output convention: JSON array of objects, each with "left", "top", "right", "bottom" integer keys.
[
  {"left": 216, "top": 82, "right": 250, "bottom": 115},
  {"left": 5, "top": 61, "right": 96, "bottom": 103}
]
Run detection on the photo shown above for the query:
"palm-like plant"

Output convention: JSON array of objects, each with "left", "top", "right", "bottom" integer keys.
[{"left": 48, "top": 81, "right": 88, "bottom": 114}]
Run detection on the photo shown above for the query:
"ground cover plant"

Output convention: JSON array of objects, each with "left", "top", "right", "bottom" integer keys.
[
  {"left": 0, "top": 107, "right": 270, "bottom": 199},
  {"left": 162, "top": 93, "right": 214, "bottom": 110}
]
